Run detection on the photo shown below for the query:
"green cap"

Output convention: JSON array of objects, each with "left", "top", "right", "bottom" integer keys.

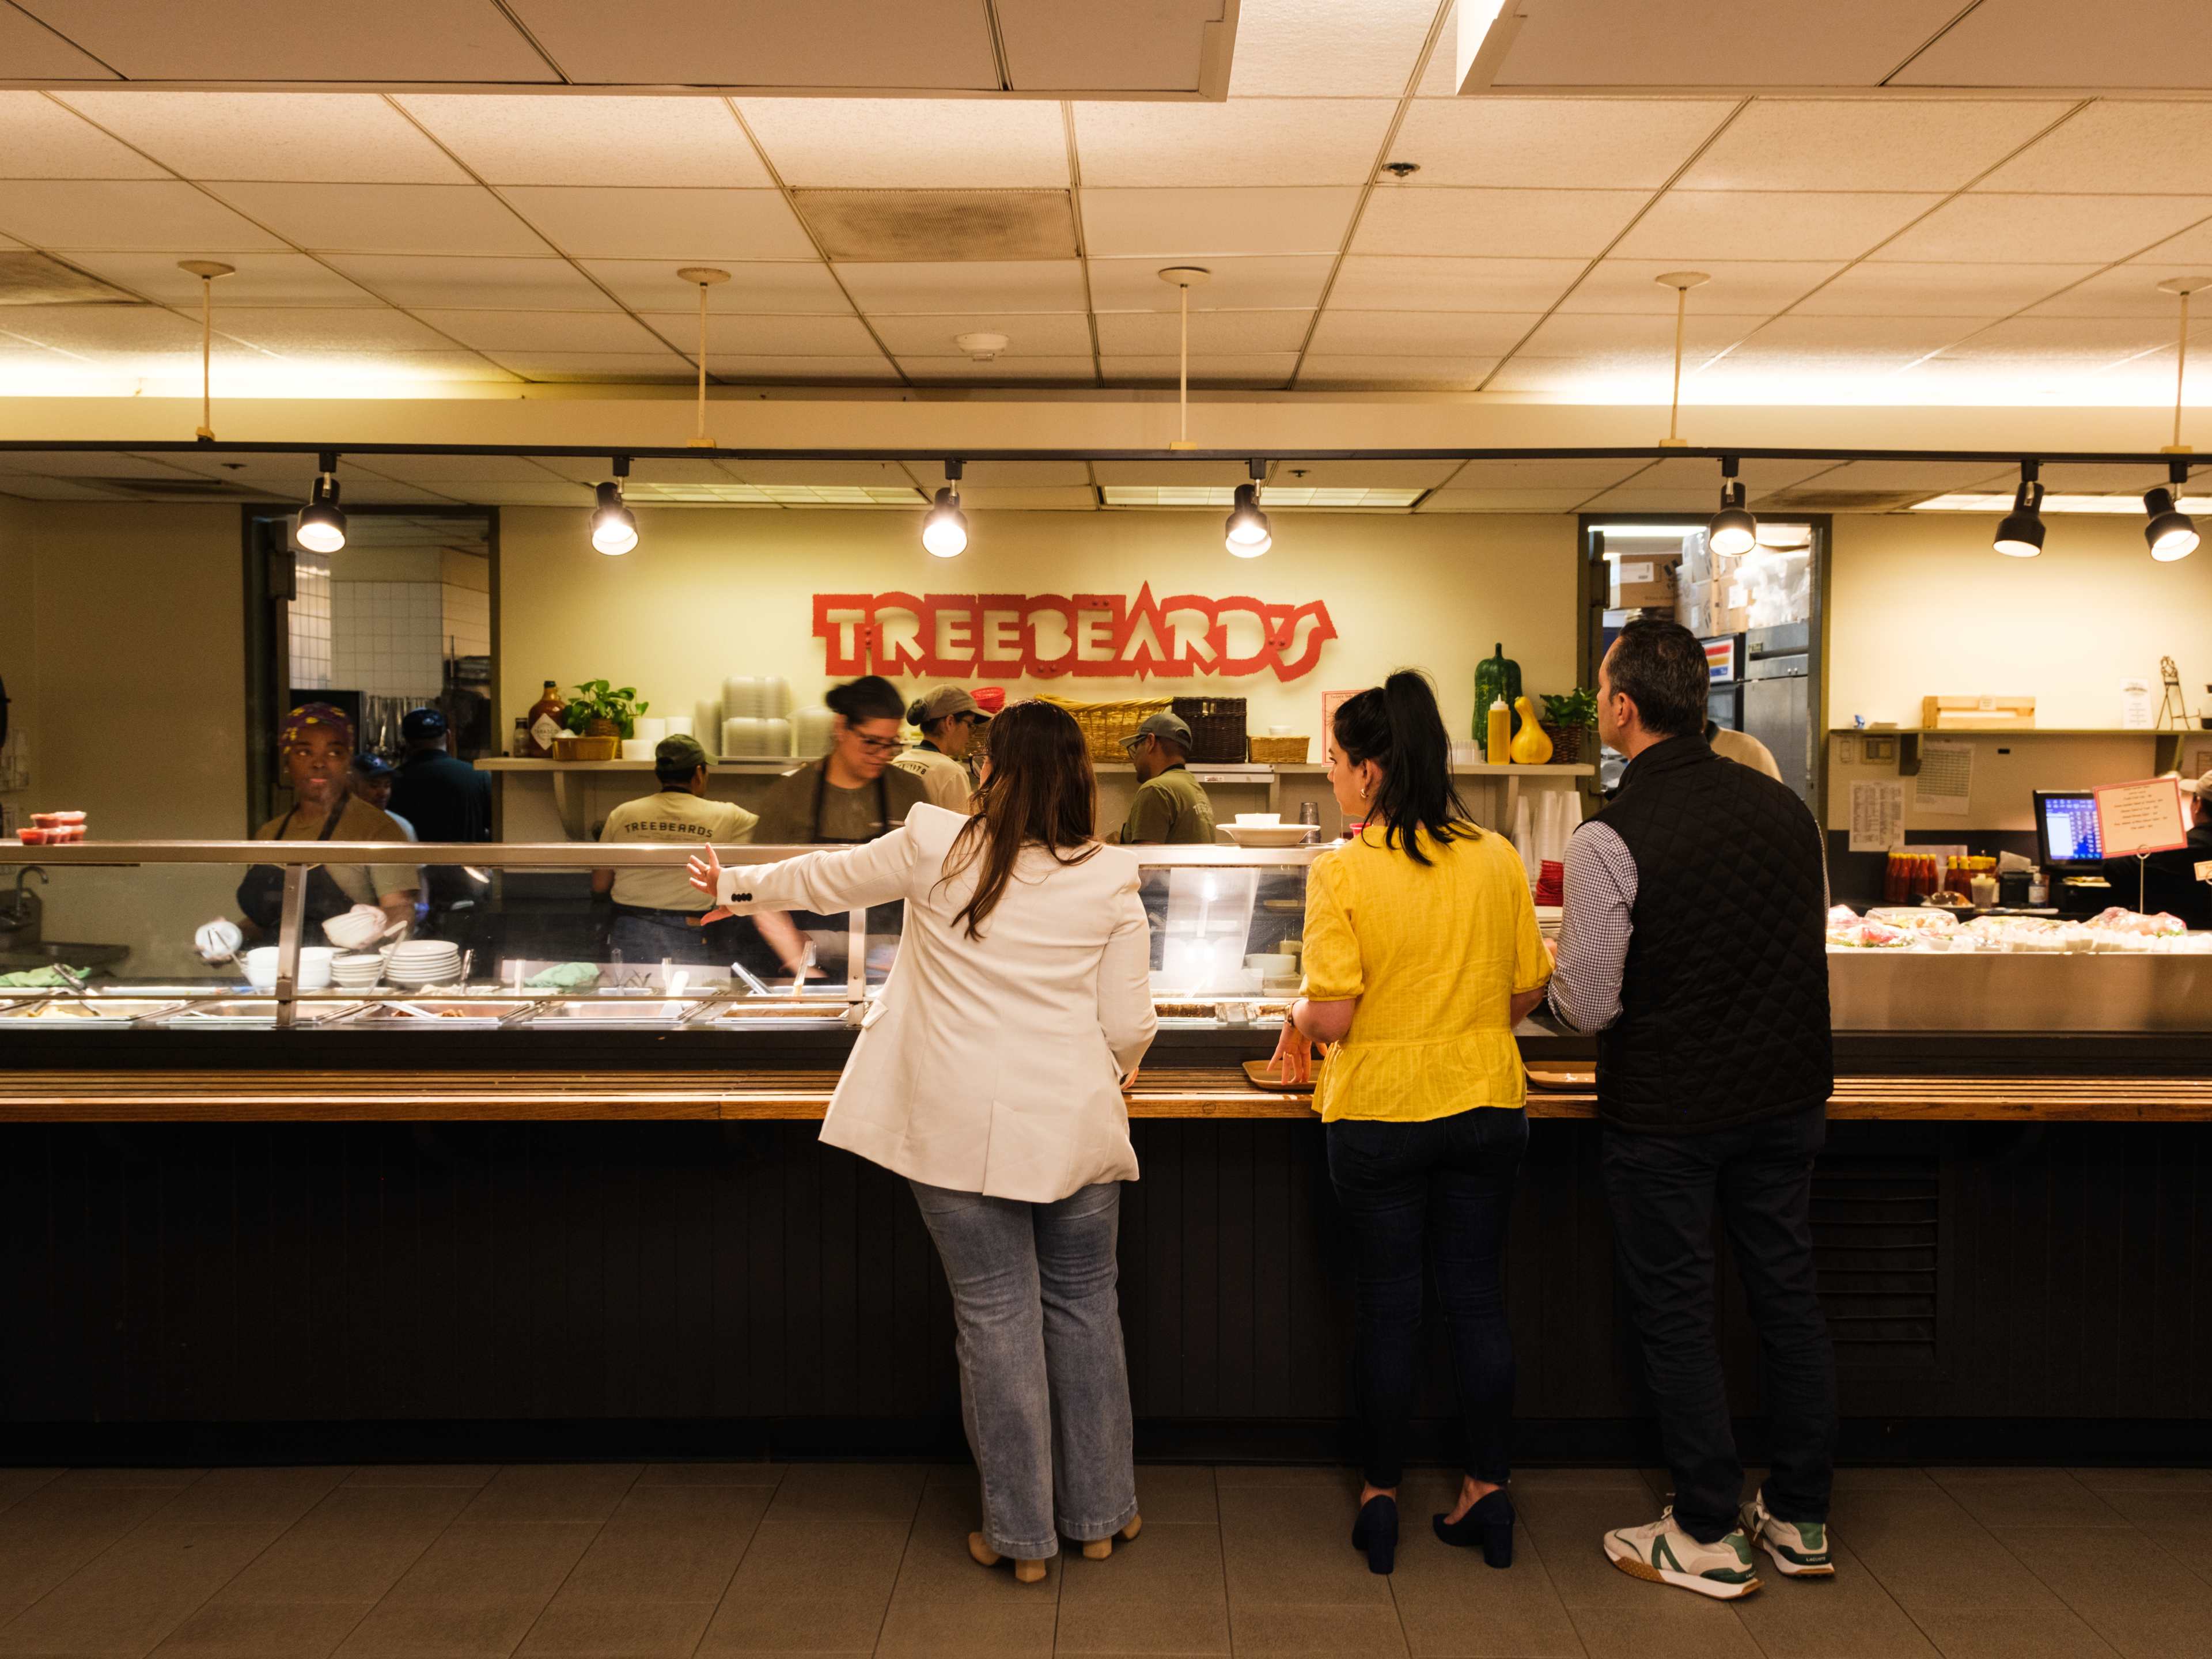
[
  {"left": 1120, "top": 711, "right": 1192, "bottom": 752},
  {"left": 656, "top": 733, "right": 709, "bottom": 773}
]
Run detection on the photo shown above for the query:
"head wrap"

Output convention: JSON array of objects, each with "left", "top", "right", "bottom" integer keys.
[{"left": 279, "top": 702, "right": 355, "bottom": 755}]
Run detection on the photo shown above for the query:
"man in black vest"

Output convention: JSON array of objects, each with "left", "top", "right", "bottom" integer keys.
[{"left": 1550, "top": 618, "right": 1836, "bottom": 1601}]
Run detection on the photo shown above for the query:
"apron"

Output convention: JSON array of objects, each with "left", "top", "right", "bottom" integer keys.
[
  {"left": 790, "top": 763, "right": 904, "bottom": 960},
  {"left": 236, "top": 804, "right": 359, "bottom": 937}
]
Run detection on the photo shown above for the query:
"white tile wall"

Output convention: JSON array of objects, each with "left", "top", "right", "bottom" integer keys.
[
  {"left": 440, "top": 581, "right": 491, "bottom": 660},
  {"left": 288, "top": 552, "right": 331, "bottom": 690},
  {"left": 331, "top": 579, "right": 445, "bottom": 699}
]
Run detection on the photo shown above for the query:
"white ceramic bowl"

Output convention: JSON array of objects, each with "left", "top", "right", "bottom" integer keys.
[
  {"left": 1220, "top": 823, "right": 1312, "bottom": 847},
  {"left": 1244, "top": 953, "right": 1297, "bottom": 977},
  {"left": 1234, "top": 812, "right": 1282, "bottom": 827},
  {"left": 243, "top": 946, "right": 335, "bottom": 991}
]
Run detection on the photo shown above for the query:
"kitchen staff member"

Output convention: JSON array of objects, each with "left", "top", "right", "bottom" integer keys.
[
  {"left": 752, "top": 675, "right": 930, "bottom": 975},
  {"left": 196, "top": 703, "right": 418, "bottom": 960},
  {"left": 1706, "top": 721, "right": 1783, "bottom": 781},
  {"left": 1115, "top": 711, "right": 1217, "bottom": 844},
  {"left": 2100, "top": 769, "right": 2212, "bottom": 930},
  {"left": 893, "top": 685, "right": 988, "bottom": 812},
  {"left": 350, "top": 753, "right": 415, "bottom": 838}
]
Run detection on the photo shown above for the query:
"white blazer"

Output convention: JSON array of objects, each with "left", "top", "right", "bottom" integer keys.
[{"left": 715, "top": 802, "right": 1157, "bottom": 1203}]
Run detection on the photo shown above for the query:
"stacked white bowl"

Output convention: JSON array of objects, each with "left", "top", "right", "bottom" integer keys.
[
  {"left": 387, "top": 940, "right": 464, "bottom": 988},
  {"left": 331, "top": 952, "right": 385, "bottom": 988},
  {"left": 243, "top": 946, "right": 335, "bottom": 991}
]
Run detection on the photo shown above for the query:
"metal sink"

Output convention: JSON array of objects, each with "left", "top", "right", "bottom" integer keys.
[{"left": 0, "top": 941, "right": 131, "bottom": 975}]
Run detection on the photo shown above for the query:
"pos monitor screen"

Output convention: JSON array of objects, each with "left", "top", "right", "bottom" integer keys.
[{"left": 2035, "top": 790, "right": 2104, "bottom": 868}]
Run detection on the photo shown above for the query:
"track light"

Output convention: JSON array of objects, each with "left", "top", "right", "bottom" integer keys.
[
  {"left": 922, "top": 460, "right": 967, "bottom": 557},
  {"left": 295, "top": 452, "right": 346, "bottom": 554},
  {"left": 1224, "top": 461, "right": 1271, "bottom": 557},
  {"left": 1706, "top": 456, "right": 1755, "bottom": 557},
  {"left": 2145, "top": 462, "right": 2199, "bottom": 561},
  {"left": 592, "top": 457, "right": 637, "bottom": 556},
  {"left": 1994, "top": 461, "right": 2044, "bottom": 558}
]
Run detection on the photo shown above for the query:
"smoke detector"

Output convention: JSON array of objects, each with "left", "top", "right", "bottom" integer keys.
[
  {"left": 1380, "top": 161, "right": 1421, "bottom": 180},
  {"left": 954, "top": 331, "right": 1011, "bottom": 362}
]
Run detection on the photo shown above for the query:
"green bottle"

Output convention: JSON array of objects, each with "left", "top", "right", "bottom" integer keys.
[{"left": 1474, "top": 643, "right": 1522, "bottom": 738}]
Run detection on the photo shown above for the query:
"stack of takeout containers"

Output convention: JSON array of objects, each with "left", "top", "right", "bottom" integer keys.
[{"left": 17, "top": 810, "right": 86, "bottom": 844}]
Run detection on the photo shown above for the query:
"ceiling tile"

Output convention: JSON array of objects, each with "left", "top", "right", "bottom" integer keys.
[
  {"left": 1877, "top": 194, "right": 2212, "bottom": 265},
  {"left": 641, "top": 312, "right": 880, "bottom": 354},
  {"left": 1, "top": 304, "right": 211, "bottom": 353},
  {"left": 2031, "top": 463, "right": 2181, "bottom": 493},
  {"left": 1350, "top": 188, "right": 1648, "bottom": 257},
  {"left": 1789, "top": 460, "right": 2018, "bottom": 493},
  {"left": 1072, "top": 99, "right": 1397, "bottom": 187},
  {"left": 2131, "top": 219, "right": 2212, "bottom": 266},
  {"left": 1092, "top": 459, "right": 1261, "bottom": 486},
  {"left": 699, "top": 354, "right": 900, "bottom": 382},
  {"left": 910, "top": 460, "right": 1094, "bottom": 487},
  {"left": 868, "top": 311, "right": 1095, "bottom": 355},
  {"left": 737, "top": 99, "right": 1069, "bottom": 188},
  {"left": 1297, "top": 354, "right": 1499, "bottom": 389},
  {"left": 1260, "top": 459, "right": 1462, "bottom": 488},
  {"left": 55, "top": 92, "right": 467, "bottom": 183},
  {"left": 1933, "top": 316, "right": 2177, "bottom": 362},
  {"left": 209, "top": 182, "right": 551, "bottom": 256},
  {"left": 1557, "top": 258, "right": 1842, "bottom": 314},
  {"left": 498, "top": 185, "right": 815, "bottom": 260},
  {"left": 321, "top": 255, "right": 614, "bottom": 309},
  {"left": 216, "top": 307, "right": 457, "bottom": 354},
  {"left": 13, "top": 0, "right": 554, "bottom": 81},
  {"left": 0, "top": 9, "right": 114, "bottom": 77},
  {"left": 1389, "top": 98, "right": 1734, "bottom": 189},
  {"left": 52, "top": 250, "right": 376, "bottom": 306},
  {"left": 410, "top": 309, "right": 671, "bottom": 353},
  {"left": 238, "top": 349, "right": 520, "bottom": 384},
  {"left": 331, "top": 479, "right": 465, "bottom": 504},
  {"left": 943, "top": 486, "right": 1097, "bottom": 510},
  {"left": 1080, "top": 187, "right": 1360, "bottom": 258},
  {"left": 902, "top": 355, "right": 1099, "bottom": 382},
  {"left": 344, "top": 454, "right": 570, "bottom": 484},
  {"left": 1418, "top": 489, "right": 1597, "bottom": 513},
  {"left": 400, "top": 479, "right": 594, "bottom": 503},
  {"left": 395, "top": 94, "right": 771, "bottom": 187},
  {"left": 580, "top": 259, "right": 850, "bottom": 314},
  {"left": 1724, "top": 313, "right": 1988, "bottom": 355},
  {"left": 1491, "top": 0, "right": 1973, "bottom": 90},
  {"left": 1611, "top": 191, "right": 1941, "bottom": 261},
  {"left": 481, "top": 352, "right": 697, "bottom": 383},
  {"left": 1089, "top": 253, "right": 1335, "bottom": 310},
  {"left": 1891, "top": 0, "right": 2212, "bottom": 90},
  {"left": 0, "top": 180, "right": 287, "bottom": 251},
  {"left": 0, "top": 92, "right": 162, "bottom": 178},
  {"left": 1679, "top": 99, "right": 2075, "bottom": 192},
  {"left": 1306, "top": 309, "right": 1537, "bottom": 355},
  {"left": 0, "top": 449, "right": 219, "bottom": 482},
  {"left": 1615, "top": 457, "right": 1842, "bottom": 493},
  {"left": 1326, "top": 255, "right": 1585, "bottom": 312},
  {"left": 793, "top": 188, "right": 1077, "bottom": 262},
  {"left": 835, "top": 260, "right": 1087, "bottom": 312},
  {"left": 2028, "top": 264, "right": 2212, "bottom": 319},
  {"left": 1228, "top": 0, "right": 1440, "bottom": 96},
  {"left": 995, "top": 0, "right": 1225, "bottom": 93},
  {"left": 1795, "top": 261, "right": 2100, "bottom": 316},
  {"left": 1450, "top": 459, "right": 1654, "bottom": 490},
  {"left": 1091, "top": 309, "right": 1311, "bottom": 353},
  {"left": 1513, "top": 310, "right": 1762, "bottom": 359},
  {"left": 716, "top": 460, "right": 919, "bottom": 487},
  {"left": 505, "top": 0, "right": 997, "bottom": 90},
  {"left": 1100, "top": 353, "right": 1300, "bottom": 385}
]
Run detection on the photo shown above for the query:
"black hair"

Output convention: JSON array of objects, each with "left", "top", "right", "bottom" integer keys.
[
  {"left": 1606, "top": 617, "right": 1710, "bottom": 740},
  {"left": 1330, "top": 669, "right": 1475, "bottom": 866},
  {"left": 825, "top": 675, "right": 904, "bottom": 726},
  {"left": 655, "top": 760, "right": 703, "bottom": 787}
]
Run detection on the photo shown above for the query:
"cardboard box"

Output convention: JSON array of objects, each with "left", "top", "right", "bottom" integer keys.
[{"left": 1611, "top": 552, "right": 1680, "bottom": 609}]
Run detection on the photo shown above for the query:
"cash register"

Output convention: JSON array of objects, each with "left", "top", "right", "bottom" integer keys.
[{"left": 2033, "top": 789, "right": 2112, "bottom": 915}]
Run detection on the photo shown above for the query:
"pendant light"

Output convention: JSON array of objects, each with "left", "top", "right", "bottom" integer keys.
[
  {"left": 1224, "top": 460, "right": 1270, "bottom": 557},
  {"left": 1654, "top": 271, "right": 1710, "bottom": 448},
  {"left": 2144, "top": 460, "right": 2198, "bottom": 562},
  {"left": 1993, "top": 460, "right": 2045, "bottom": 557},
  {"left": 2157, "top": 275, "right": 2211, "bottom": 454},
  {"left": 295, "top": 451, "right": 347, "bottom": 555},
  {"left": 1706, "top": 455, "right": 1756, "bottom": 556},
  {"left": 592, "top": 456, "right": 638, "bottom": 556},
  {"left": 676, "top": 266, "right": 729, "bottom": 448},
  {"left": 922, "top": 459, "right": 967, "bottom": 558},
  {"left": 177, "top": 260, "right": 233, "bottom": 441}
]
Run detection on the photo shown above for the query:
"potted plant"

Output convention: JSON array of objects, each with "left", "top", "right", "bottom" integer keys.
[
  {"left": 554, "top": 680, "right": 648, "bottom": 761},
  {"left": 1539, "top": 688, "right": 1599, "bottom": 765}
]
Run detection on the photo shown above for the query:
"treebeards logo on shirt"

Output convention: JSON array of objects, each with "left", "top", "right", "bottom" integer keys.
[{"left": 813, "top": 585, "right": 1338, "bottom": 683}]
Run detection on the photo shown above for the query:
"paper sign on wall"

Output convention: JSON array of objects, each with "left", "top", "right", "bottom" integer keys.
[
  {"left": 2120, "top": 679, "right": 2156, "bottom": 730},
  {"left": 2094, "top": 777, "right": 2190, "bottom": 858},
  {"left": 1912, "top": 738, "right": 1974, "bottom": 817},
  {"left": 1849, "top": 781, "right": 1906, "bottom": 852}
]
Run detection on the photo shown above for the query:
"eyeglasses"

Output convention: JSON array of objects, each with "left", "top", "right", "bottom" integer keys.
[{"left": 851, "top": 733, "right": 903, "bottom": 756}]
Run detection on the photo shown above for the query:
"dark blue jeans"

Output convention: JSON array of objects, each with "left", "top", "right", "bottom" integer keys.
[
  {"left": 1599, "top": 1104, "right": 1836, "bottom": 1543},
  {"left": 1325, "top": 1107, "right": 1528, "bottom": 1490}
]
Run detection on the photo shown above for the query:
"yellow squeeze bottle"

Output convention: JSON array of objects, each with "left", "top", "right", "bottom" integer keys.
[{"left": 1486, "top": 696, "right": 1511, "bottom": 765}]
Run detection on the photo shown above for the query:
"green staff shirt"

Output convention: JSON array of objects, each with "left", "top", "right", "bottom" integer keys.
[{"left": 1118, "top": 764, "right": 1217, "bottom": 845}]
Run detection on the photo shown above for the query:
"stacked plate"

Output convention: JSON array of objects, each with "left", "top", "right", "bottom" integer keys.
[
  {"left": 386, "top": 940, "right": 463, "bottom": 988},
  {"left": 331, "top": 952, "right": 385, "bottom": 988}
]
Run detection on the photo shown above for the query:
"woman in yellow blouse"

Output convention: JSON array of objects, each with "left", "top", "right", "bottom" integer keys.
[{"left": 1270, "top": 671, "right": 1551, "bottom": 1577}]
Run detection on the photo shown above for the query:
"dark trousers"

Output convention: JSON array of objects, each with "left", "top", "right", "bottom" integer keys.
[
  {"left": 1325, "top": 1107, "right": 1527, "bottom": 1490},
  {"left": 1599, "top": 1103, "right": 1836, "bottom": 1543}
]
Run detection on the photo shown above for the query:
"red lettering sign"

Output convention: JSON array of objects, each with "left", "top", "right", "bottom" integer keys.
[{"left": 813, "top": 589, "right": 1338, "bottom": 683}]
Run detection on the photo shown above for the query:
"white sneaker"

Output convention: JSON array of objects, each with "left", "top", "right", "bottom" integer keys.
[
  {"left": 1603, "top": 1508, "right": 1763, "bottom": 1600},
  {"left": 1740, "top": 1490, "right": 1835, "bottom": 1577}
]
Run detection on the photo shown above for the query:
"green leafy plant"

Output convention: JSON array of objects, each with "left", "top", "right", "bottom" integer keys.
[
  {"left": 561, "top": 679, "right": 649, "bottom": 739},
  {"left": 1541, "top": 688, "right": 1599, "bottom": 729}
]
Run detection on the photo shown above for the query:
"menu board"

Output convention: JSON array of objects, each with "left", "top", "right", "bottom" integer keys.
[{"left": 2094, "top": 777, "right": 2191, "bottom": 858}]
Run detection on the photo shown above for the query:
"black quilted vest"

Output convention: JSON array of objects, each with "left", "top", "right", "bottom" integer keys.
[{"left": 1591, "top": 735, "right": 1833, "bottom": 1134}]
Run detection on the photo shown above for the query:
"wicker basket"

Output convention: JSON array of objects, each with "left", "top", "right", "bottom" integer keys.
[
  {"left": 1172, "top": 696, "right": 1247, "bottom": 763},
  {"left": 552, "top": 734, "right": 620, "bottom": 762},
  {"left": 1039, "top": 695, "right": 1172, "bottom": 763},
  {"left": 1247, "top": 734, "right": 1310, "bottom": 765},
  {"left": 1537, "top": 721, "right": 1589, "bottom": 766}
]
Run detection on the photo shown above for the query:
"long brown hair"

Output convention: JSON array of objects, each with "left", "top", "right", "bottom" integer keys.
[{"left": 939, "top": 699, "right": 1100, "bottom": 938}]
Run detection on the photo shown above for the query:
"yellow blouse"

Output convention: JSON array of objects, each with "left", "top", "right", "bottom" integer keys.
[{"left": 1300, "top": 821, "right": 1551, "bottom": 1124}]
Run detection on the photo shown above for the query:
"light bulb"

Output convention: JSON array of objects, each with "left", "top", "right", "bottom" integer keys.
[
  {"left": 2144, "top": 487, "right": 2198, "bottom": 562},
  {"left": 590, "top": 481, "right": 638, "bottom": 556},
  {"left": 1224, "top": 483, "right": 1271, "bottom": 557},
  {"left": 296, "top": 475, "right": 346, "bottom": 554},
  {"left": 922, "top": 488, "right": 968, "bottom": 558},
  {"left": 1993, "top": 478, "right": 2044, "bottom": 557}
]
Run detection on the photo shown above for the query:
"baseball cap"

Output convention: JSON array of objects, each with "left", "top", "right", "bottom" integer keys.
[
  {"left": 907, "top": 685, "right": 990, "bottom": 725},
  {"left": 400, "top": 706, "right": 448, "bottom": 741},
  {"left": 1120, "top": 711, "right": 1192, "bottom": 752},
  {"left": 2179, "top": 770, "right": 2212, "bottom": 798},
  {"left": 656, "top": 733, "right": 710, "bottom": 774}
]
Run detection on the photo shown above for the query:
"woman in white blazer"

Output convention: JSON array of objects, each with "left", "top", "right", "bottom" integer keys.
[{"left": 690, "top": 699, "right": 1157, "bottom": 1583}]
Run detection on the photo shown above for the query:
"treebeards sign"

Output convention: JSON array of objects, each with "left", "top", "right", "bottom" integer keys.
[{"left": 813, "top": 586, "right": 1338, "bottom": 682}]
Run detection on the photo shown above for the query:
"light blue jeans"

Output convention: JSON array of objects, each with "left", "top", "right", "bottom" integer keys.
[{"left": 908, "top": 1179, "right": 1139, "bottom": 1560}]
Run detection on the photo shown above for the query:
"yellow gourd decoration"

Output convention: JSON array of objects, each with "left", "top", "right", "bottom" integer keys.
[{"left": 1508, "top": 696, "right": 1553, "bottom": 765}]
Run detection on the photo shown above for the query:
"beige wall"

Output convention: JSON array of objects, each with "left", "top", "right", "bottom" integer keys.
[{"left": 0, "top": 495, "right": 33, "bottom": 822}]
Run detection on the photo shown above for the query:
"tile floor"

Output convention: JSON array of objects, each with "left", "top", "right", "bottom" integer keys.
[{"left": 0, "top": 1462, "right": 2206, "bottom": 1658}]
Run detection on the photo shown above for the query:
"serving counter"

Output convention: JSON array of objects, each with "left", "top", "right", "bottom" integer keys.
[{"left": 2, "top": 840, "right": 2207, "bottom": 1464}]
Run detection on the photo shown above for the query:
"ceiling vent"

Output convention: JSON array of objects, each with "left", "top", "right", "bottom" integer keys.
[
  {"left": 793, "top": 190, "right": 1079, "bottom": 262},
  {"left": 0, "top": 251, "right": 141, "bottom": 307}
]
